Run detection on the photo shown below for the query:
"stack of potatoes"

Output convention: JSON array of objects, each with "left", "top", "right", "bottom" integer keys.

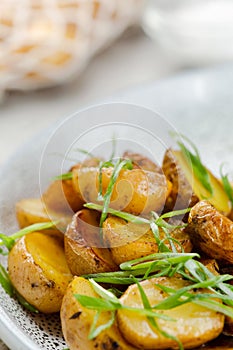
[{"left": 8, "top": 149, "right": 233, "bottom": 350}]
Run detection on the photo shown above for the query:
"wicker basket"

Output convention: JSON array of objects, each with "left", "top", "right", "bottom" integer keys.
[{"left": 0, "top": 0, "right": 144, "bottom": 91}]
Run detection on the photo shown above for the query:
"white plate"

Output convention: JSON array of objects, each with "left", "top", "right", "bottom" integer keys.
[{"left": 0, "top": 64, "right": 233, "bottom": 350}]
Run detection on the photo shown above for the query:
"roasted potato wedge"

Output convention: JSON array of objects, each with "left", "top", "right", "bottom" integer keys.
[
  {"left": 8, "top": 232, "right": 73, "bottom": 313},
  {"left": 61, "top": 276, "right": 137, "bottom": 350},
  {"left": 188, "top": 200, "right": 233, "bottom": 264},
  {"left": 163, "top": 149, "right": 231, "bottom": 215},
  {"left": 72, "top": 166, "right": 172, "bottom": 215},
  {"left": 117, "top": 277, "right": 224, "bottom": 349},
  {"left": 65, "top": 209, "right": 117, "bottom": 275},
  {"left": 16, "top": 198, "right": 72, "bottom": 235},
  {"left": 103, "top": 216, "right": 192, "bottom": 265}
]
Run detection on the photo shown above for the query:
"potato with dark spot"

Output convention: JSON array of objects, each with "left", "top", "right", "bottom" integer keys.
[
  {"left": 61, "top": 276, "right": 137, "bottom": 350},
  {"left": 188, "top": 200, "right": 233, "bottom": 264},
  {"left": 8, "top": 232, "right": 73, "bottom": 313}
]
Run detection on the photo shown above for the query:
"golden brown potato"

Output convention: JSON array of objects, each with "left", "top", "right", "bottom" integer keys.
[
  {"left": 163, "top": 149, "right": 231, "bottom": 216},
  {"left": 162, "top": 148, "right": 199, "bottom": 211},
  {"left": 42, "top": 179, "right": 84, "bottom": 213},
  {"left": 117, "top": 277, "right": 224, "bottom": 349},
  {"left": 61, "top": 276, "right": 137, "bottom": 350},
  {"left": 8, "top": 232, "right": 73, "bottom": 313},
  {"left": 122, "top": 151, "right": 162, "bottom": 173},
  {"left": 188, "top": 201, "right": 233, "bottom": 264},
  {"left": 103, "top": 216, "right": 192, "bottom": 265},
  {"left": 65, "top": 209, "right": 117, "bottom": 275},
  {"left": 16, "top": 198, "right": 72, "bottom": 235},
  {"left": 43, "top": 157, "right": 102, "bottom": 214},
  {"left": 72, "top": 166, "right": 172, "bottom": 215}
]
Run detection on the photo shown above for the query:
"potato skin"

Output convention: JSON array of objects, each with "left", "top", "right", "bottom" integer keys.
[
  {"left": 8, "top": 232, "right": 72, "bottom": 313},
  {"left": 61, "top": 276, "right": 137, "bottom": 350},
  {"left": 162, "top": 148, "right": 199, "bottom": 211},
  {"left": 72, "top": 166, "right": 172, "bottom": 215},
  {"left": 122, "top": 151, "right": 162, "bottom": 173},
  {"left": 42, "top": 179, "right": 84, "bottom": 213},
  {"left": 65, "top": 210, "right": 117, "bottom": 275},
  {"left": 16, "top": 198, "right": 72, "bottom": 235},
  {"left": 117, "top": 277, "right": 224, "bottom": 350},
  {"left": 188, "top": 200, "right": 233, "bottom": 264},
  {"left": 163, "top": 149, "right": 231, "bottom": 216},
  {"left": 43, "top": 157, "right": 102, "bottom": 214},
  {"left": 103, "top": 216, "right": 192, "bottom": 265}
]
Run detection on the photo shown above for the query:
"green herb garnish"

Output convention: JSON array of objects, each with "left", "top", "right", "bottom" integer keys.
[
  {"left": 0, "top": 264, "right": 14, "bottom": 296},
  {"left": 97, "top": 159, "right": 133, "bottom": 242},
  {"left": 220, "top": 164, "right": 233, "bottom": 206},
  {"left": 75, "top": 148, "right": 96, "bottom": 158},
  {"left": 75, "top": 278, "right": 174, "bottom": 340},
  {"left": 85, "top": 202, "right": 190, "bottom": 252},
  {"left": 174, "top": 134, "right": 213, "bottom": 196},
  {"left": 83, "top": 253, "right": 199, "bottom": 284},
  {"left": 97, "top": 161, "right": 114, "bottom": 201},
  {"left": 52, "top": 172, "right": 73, "bottom": 181},
  {"left": 132, "top": 275, "right": 183, "bottom": 350},
  {"left": 0, "top": 221, "right": 58, "bottom": 253},
  {"left": 79, "top": 252, "right": 233, "bottom": 349}
]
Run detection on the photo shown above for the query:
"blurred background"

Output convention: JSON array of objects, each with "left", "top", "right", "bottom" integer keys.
[
  {"left": 1, "top": 1, "right": 233, "bottom": 348},
  {"left": 0, "top": 0, "right": 233, "bottom": 164}
]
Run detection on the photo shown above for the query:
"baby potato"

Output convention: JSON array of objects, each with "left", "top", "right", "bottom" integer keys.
[
  {"left": 43, "top": 157, "right": 102, "bottom": 214},
  {"left": 65, "top": 209, "right": 117, "bottom": 275},
  {"left": 117, "top": 277, "right": 224, "bottom": 349},
  {"left": 162, "top": 149, "right": 199, "bottom": 211},
  {"left": 122, "top": 151, "right": 162, "bottom": 173},
  {"left": 72, "top": 166, "right": 172, "bottom": 215},
  {"left": 8, "top": 232, "right": 73, "bottom": 313},
  {"left": 16, "top": 198, "right": 72, "bottom": 235},
  {"left": 42, "top": 179, "right": 84, "bottom": 213},
  {"left": 188, "top": 200, "right": 233, "bottom": 264},
  {"left": 163, "top": 149, "right": 231, "bottom": 216},
  {"left": 103, "top": 216, "right": 192, "bottom": 265},
  {"left": 61, "top": 276, "right": 137, "bottom": 350}
]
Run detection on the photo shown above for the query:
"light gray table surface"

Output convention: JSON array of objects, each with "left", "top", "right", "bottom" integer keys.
[{"left": 0, "top": 30, "right": 181, "bottom": 166}]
